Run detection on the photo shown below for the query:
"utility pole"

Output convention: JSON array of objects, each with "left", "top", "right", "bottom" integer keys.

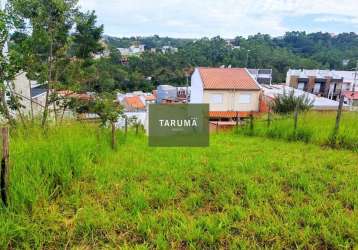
[{"left": 353, "top": 60, "right": 358, "bottom": 93}]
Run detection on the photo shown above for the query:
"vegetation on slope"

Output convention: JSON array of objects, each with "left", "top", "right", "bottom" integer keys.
[{"left": 0, "top": 122, "right": 358, "bottom": 249}]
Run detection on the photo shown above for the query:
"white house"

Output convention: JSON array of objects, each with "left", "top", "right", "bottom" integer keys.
[{"left": 191, "top": 67, "right": 261, "bottom": 120}]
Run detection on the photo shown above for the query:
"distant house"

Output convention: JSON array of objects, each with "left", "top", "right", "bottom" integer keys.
[
  {"left": 286, "top": 69, "right": 357, "bottom": 100},
  {"left": 10, "top": 72, "right": 48, "bottom": 116},
  {"left": 343, "top": 91, "right": 358, "bottom": 106},
  {"left": 248, "top": 69, "right": 273, "bottom": 85},
  {"left": 156, "top": 85, "right": 178, "bottom": 103},
  {"left": 123, "top": 96, "right": 146, "bottom": 112},
  {"left": 156, "top": 85, "right": 190, "bottom": 103},
  {"left": 117, "top": 44, "right": 145, "bottom": 56},
  {"left": 190, "top": 67, "right": 261, "bottom": 121},
  {"left": 161, "top": 46, "right": 178, "bottom": 54}
]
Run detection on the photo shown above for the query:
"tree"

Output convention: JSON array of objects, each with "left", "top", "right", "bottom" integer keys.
[
  {"left": 9, "top": 0, "right": 79, "bottom": 126},
  {"left": 0, "top": 3, "right": 21, "bottom": 125},
  {"left": 72, "top": 10, "right": 104, "bottom": 60},
  {"left": 9, "top": 0, "right": 104, "bottom": 126}
]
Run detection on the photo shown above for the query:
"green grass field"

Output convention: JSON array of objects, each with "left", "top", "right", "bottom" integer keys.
[
  {"left": 1, "top": 121, "right": 358, "bottom": 249},
  {"left": 242, "top": 111, "right": 358, "bottom": 151}
]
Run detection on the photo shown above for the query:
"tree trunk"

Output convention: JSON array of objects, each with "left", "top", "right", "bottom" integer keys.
[
  {"left": 0, "top": 86, "right": 15, "bottom": 127},
  {"left": 41, "top": 37, "right": 54, "bottom": 128},
  {"left": 1, "top": 127, "right": 10, "bottom": 206}
]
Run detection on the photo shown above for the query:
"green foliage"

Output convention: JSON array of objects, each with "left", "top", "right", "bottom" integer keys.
[
  {"left": 72, "top": 11, "right": 104, "bottom": 59},
  {"left": 0, "top": 122, "right": 358, "bottom": 248},
  {"left": 271, "top": 90, "right": 313, "bottom": 114},
  {"left": 89, "top": 93, "right": 123, "bottom": 125}
]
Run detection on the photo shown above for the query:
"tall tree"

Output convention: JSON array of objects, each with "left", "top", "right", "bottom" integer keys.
[
  {"left": 0, "top": 2, "right": 21, "bottom": 125},
  {"left": 9, "top": 0, "right": 79, "bottom": 126}
]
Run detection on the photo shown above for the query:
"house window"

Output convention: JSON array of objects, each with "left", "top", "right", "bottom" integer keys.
[
  {"left": 297, "top": 83, "right": 305, "bottom": 90},
  {"left": 239, "top": 94, "right": 251, "bottom": 104},
  {"left": 210, "top": 94, "right": 223, "bottom": 104},
  {"left": 313, "top": 83, "right": 321, "bottom": 93}
]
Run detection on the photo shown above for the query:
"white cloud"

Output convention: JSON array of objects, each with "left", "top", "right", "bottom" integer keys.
[{"left": 78, "top": 0, "right": 358, "bottom": 38}]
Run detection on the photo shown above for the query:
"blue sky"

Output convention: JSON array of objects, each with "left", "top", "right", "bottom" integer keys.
[{"left": 78, "top": 0, "right": 358, "bottom": 38}]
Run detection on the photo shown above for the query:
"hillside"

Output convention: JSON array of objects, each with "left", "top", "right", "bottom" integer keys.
[
  {"left": 1, "top": 122, "right": 358, "bottom": 249},
  {"left": 100, "top": 32, "right": 358, "bottom": 91}
]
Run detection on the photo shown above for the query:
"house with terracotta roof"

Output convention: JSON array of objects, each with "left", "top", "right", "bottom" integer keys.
[
  {"left": 190, "top": 67, "right": 261, "bottom": 120},
  {"left": 123, "top": 96, "right": 146, "bottom": 112},
  {"left": 343, "top": 91, "right": 358, "bottom": 106}
]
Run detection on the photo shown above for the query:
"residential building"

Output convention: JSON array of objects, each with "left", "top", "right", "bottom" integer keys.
[
  {"left": 10, "top": 72, "right": 48, "bottom": 116},
  {"left": 117, "top": 44, "right": 145, "bottom": 56},
  {"left": 261, "top": 84, "right": 348, "bottom": 111},
  {"left": 190, "top": 67, "right": 261, "bottom": 121},
  {"left": 123, "top": 96, "right": 146, "bottom": 112},
  {"left": 286, "top": 69, "right": 357, "bottom": 100},
  {"left": 343, "top": 91, "right": 358, "bottom": 106},
  {"left": 161, "top": 46, "right": 178, "bottom": 54},
  {"left": 248, "top": 69, "right": 273, "bottom": 85},
  {"left": 156, "top": 85, "right": 190, "bottom": 103}
]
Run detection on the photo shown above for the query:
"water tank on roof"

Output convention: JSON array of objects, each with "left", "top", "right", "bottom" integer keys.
[{"left": 157, "top": 85, "right": 177, "bottom": 103}]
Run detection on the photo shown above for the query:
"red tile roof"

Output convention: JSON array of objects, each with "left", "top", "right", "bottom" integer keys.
[
  {"left": 343, "top": 91, "right": 358, "bottom": 100},
  {"left": 198, "top": 67, "right": 260, "bottom": 90},
  {"left": 209, "top": 111, "right": 258, "bottom": 118},
  {"left": 124, "top": 96, "right": 145, "bottom": 109}
]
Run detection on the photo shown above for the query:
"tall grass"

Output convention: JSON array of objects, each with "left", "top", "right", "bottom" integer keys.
[
  {"left": 0, "top": 121, "right": 358, "bottom": 248},
  {"left": 239, "top": 111, "right": 358, "bottom": 151}
]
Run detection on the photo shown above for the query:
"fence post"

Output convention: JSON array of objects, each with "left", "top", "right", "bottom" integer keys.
[
  {"left": 1, "top": 127, "right": 10, "bottom": 207},
  {"left": 249, "top": 113, "right": 254, "bottom": 132},
  {"left": 293, "top": 102, "right": 299, "bottom": 131},
  {"left": 111, "top": 122, "right": 116, "bottom": 150},
  {"left": 124, "top": 116, "right": 128, "bottom": 135},
  {"left": 267, "top": 109, "right": 271, "bottom": 128},
  {"left": 235, "top": 112, "right": 239, "bottom": 133},
  {"left": 333, "top": 93, "right": 344, "bottom": 140}
]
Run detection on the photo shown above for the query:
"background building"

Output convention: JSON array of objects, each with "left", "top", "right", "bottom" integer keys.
[{"left": 286, "top": 69, "right": 357, "bottom": 100}]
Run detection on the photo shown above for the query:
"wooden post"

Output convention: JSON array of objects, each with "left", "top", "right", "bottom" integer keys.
[
  {"left": 293, "top": 102, "right": 299, "bottom": 131},
  {"left": 135, "top": 123, "right": 139, "bottom": 135},
  {"left": 216, "top": 121, "right": 219, "bottom": 133},
  {"left": 333, "top": 92, "right": 344, "bottom": 140},
  {"left": 111, "top": 122, "right": 116, "bottom": 150},
  {"left": 235, "top": 112, "right": 239, "bottom": 133},
  {"left": 124, "top": 116, "right": 128, "bottom": 135},
  {"left": 1, "top": 127, "right": 10, "bottom": 206},
  {"left": 267, "top": 108, "right": 271, "bottom": 128},
  {"left": 249, "top": 113, "right": 254, "bottom": 132}
]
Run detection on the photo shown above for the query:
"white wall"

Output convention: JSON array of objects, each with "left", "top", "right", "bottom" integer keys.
[
  {"left": 203, "top": 90, "right": 260, "bottom": 112},
  {"left": 190, "top": 68, "right": 204, "bottom": 103}
]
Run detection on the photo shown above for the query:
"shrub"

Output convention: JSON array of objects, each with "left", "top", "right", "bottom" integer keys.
[{"left": 271, "top": 89, "right": 313, "bottom": 115}]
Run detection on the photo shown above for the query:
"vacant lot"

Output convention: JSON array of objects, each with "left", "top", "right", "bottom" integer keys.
[{"left": 1, "top": 122, "right": 358, "bottom": 249}]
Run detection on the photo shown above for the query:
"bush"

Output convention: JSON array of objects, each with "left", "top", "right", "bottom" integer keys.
[{"left": 271, "top": 89, "right": 313, "bottom": 115}]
